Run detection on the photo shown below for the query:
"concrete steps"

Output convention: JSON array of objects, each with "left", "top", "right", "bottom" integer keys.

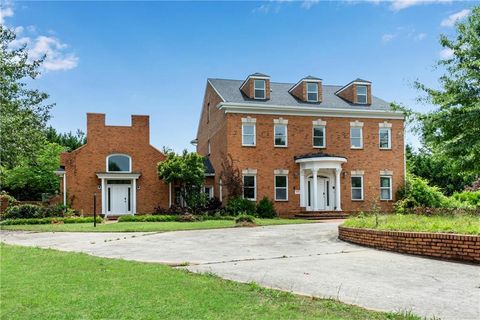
[{"left": 294, "top": 211, "right": 349, "bottom": 220}]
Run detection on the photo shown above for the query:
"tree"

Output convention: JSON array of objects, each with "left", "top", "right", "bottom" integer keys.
[
  {"left": 45, "top": 126, "right": 86, "bottom": 152},
  {"left": 2, "top": 142, "right": 64, "bottom": 200},
  {"left": 157, "top": 150, "right": 206, "bottom": 213},
  {"left": 414, "top": 7, "right": 480, "bottom": 176},
  {"left": 220, "top": 153, "right": 243, "bottom": 200},
  {"left": 0, "top": 25, "right": 53, "bottom": 169}
]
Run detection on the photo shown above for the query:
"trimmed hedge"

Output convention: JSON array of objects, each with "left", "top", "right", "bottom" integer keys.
[
  {"left": 118, "top": 214, "right": 236, "bottom": 223},
  {"left": 0, "top": 217, "right": 102, "bottom": 226}
]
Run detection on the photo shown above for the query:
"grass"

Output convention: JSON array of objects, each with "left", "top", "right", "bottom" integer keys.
[
  {"left": 0, "top": 244, "right": 419, "bottom": 320},
  {"left": 343, "top": 214, "right": 480, "bottom": 235},
  {"left": 0, "top": 218, "right": 318, "bottom": 232}
]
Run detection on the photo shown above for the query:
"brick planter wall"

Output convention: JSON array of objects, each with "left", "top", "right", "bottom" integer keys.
[{"left": 338, "top": 226, "right": 480, "bottom": 263}]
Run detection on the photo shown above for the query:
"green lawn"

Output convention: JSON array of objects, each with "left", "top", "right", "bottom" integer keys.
[
  {"left": 0, "top": 218, "right": 318, "bottom": 232},
  {"left": 0, "top": 244, "right": 418, "bottom": 320},
  {"left": 343, "top": 214, "right": 480, "bottom": 235}
]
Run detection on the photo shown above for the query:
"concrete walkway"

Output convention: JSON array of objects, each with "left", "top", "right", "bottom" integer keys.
[{"left": 1, "top": 222, "right": 479, "bottom": 320}]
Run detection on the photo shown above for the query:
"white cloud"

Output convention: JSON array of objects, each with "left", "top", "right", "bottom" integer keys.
[
  {"left": 440, "top": 9, "right": 471, "bottom": 27},
  {"left": 414, "top": 32, "right": 427, "bottom": 41},
  {"left": 390, "top": 0, "right": 451, "bottom": 11},
  {"left": 439, "top": 48, "right": 454, "bottom": 59},
  {"left": 0, "top": 3, "right": 14, "bottom": 24},
  {"left": 382, "top": 34, "right": 396, "bottom": 42},
  {"left": 28, "top": 36, "right": 79, "bottom": 71},
  {"left": 301, "top": 0, "right": 320, "bottom": 9}
]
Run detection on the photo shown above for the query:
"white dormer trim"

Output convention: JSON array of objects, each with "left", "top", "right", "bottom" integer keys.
[
  {"left": 274, "top": 169, "right": 289, "bottom": 175},
  {"left": 239, "top": 75, "right": 271, "bottom": 91},
  {"left": 350, "top": 120, "right": 364, "bottom": 127},
  {"left": 312, "top": 119, "right": 327, "bottom": 126},
  {"left": 242, "top": 168, "right": 257, "bottom": 175},
  {"left": 273, "top": 118, "right": 288, "bottom": 125},
  {"left": 379, "top": 121, "right": 393, "bottom": 128},
  {"left": 335, "top": 81, "right": 371, "bottom": 95},
  {"left": 288, "top": 78, "right": 322, "bottom": 93},
  {"left": 241, "top": 117, "right": 256, "bottom": 124},
  {"left": 380, "top": 170, "right": 393, "bottom": 176}
]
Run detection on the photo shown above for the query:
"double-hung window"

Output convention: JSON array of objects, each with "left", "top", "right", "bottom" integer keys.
[
  {"left": 254, "top": 79, "right": 266, "bottom": 99},
  {"left": 242, "top": 123, "right": 256, "bottom": 146},
  {"left": 306, "top": 82, "right": 318, "bottom": 102},
  {"left": 243, "top": 175, "right": 256, "bottom": 200},
  {"left": 274, "top": 175, "right": 288, "bottom": 201},
  {"left": 380, "top": 176, "right": 392, "bottom": 200},
  {"left": 351, "top": 176, "right": 364, "bottom": 201},
  {"left": 350, "top": 127, "right": 363, "bottom": 149},
  {"left": 313, "top": 125, "right": 325, "bottom": 148},
  {"left": 274, "top": 124, "right": 287, "bottom": 147},
  {"left": 357, "top": 85, "right": 367, "bottom": 104},
  {"left": 379, "top": 128, "right": 391, "bottom": 149}
]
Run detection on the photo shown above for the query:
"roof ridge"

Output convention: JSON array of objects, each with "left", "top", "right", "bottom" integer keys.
[{"left": 209, "top": 78, "right": 344, "bottom": 87}]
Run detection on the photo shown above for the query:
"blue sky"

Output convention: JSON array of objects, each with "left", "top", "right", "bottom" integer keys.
[{"left": 1, "top": 0, "right": 477, "bottom": 151}]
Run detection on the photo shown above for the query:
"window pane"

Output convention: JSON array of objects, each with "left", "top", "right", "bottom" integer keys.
[
  {"left": 357, "top": 85, "right": 367, "bottom": 95},
  {"left": 351, "top": 128, "right": 362, "bottom": 147},
  {"left": 313, "top": 126, "right": 324, "bottom": 138},
  {"left": 276, "top": 188, "right": 287, "bottom": 200},
  {"left": 108, "top": 155, "right": 130, "bottom": 172},
  {"left": 307, "top": 82, "right": 317, "bottom": 92},
  {"left": 357, "top": 95, "right": 367, "bottom": 104},
  {"left": 244, "top": 176, "right": 255, "bottom": 187},
  {"left": 275, "top": 125, "right": 286, "bottom": 136},
  {"left": 307, "top": 92, "right": 318, "bottom": 101},
  {"left": 381, "top": 189, "right": 390, "bottom": 200},
  {"left": 351, "top": 128, "right": 361, "bottom": 138},
  {"left": 380, "top": 129, "right": 390, "bottom": 148},
  {"left": 313, "top": 137, "right": 324, "bottom": 147},
  {"left": 243, "top": 124, "right": 254, "bottom": 135},
  {"left": 254, "top": 89, "right": 265, "bottom": 99},
  {"left": 244, "top": 187, "right": 255, "bottom": 199},
  {"left": 351, "top": 177, "right": 362, "bottom": 188},
  {"left": 352, "top": 189, "right": 362, "bottom": 200},
  {"left": 275, "top": 125, "right": 286, "bottom": 146},
  {"left": 254, "top": 79, "right": 265, "bottom": 90},
  {"left": 351, "top": 137, "right": 361, "bottom": 148},
  {"left": 380, "top": 177, "right": 391, "bottom": 188},
  {"left": 275, "top": 176, "right": 286, "bottom": 188},
  {"left": 243, "top": 135, "right": 254, "bottom": 145}
]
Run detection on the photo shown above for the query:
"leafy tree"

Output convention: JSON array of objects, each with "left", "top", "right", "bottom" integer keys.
[
  {"left": 2, "top": 142, "right": 64, "bottom": 200},
  {"left": 157, "top": 150, "right": 207, "bottom": 213},
  {"left": 0, "top": 25, "right": 53, "bottom": 169},
  {"left": 220, "top": 153, "right": 243, "bottom": 200},
  {"left": 414, "top": 7, "right": 480, "bottom": 175},
  {"left": 45, "top": 126, "right": 86, "bottom": 152}
]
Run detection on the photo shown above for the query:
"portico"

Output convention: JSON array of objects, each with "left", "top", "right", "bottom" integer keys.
[{"left": 295, "top": 153, "right": 347, "bottom": 212}]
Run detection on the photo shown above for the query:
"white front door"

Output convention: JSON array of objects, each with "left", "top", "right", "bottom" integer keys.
[
  {"left": 107, "top": 181, "right": 132, "bottom": 215},
  {"left": 306, "top": 177, "right": 331, "bottom": 211}
]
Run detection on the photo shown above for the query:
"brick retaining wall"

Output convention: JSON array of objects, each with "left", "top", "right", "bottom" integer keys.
[{"left": 338, "top": 226, "right": 480, "bottom": 263}]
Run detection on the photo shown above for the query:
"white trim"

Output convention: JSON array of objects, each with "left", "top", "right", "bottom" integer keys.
[
  {"left": 350, "top": 127, "right": 363, "bottom": 149},
  {"left": 242, "top": 174, "right": 257, "bottom": 201},
  {"left": 380, "top": 170, "right": 393, "bottom": 176},
  {"left": 356, "top": 84, "right": 368, "bottom": 104},
  {"left": 312, "top": 119, "right": 327, "bottom": 126},
  {"left": 335, "top": 81, "right": 371, "bottom": 95},
  {"left": 351, "top": 175, "right": 364, "bottom": 201},
  {"left": 203, "top": 185, "right": 214, "bottom": 199},
  {"left": 380, "top": 176, "right": 393, "bottom": 201},
  {"left": 241, "top": 122, "right": 256, "bottom": 147},
  {"left": 132, "top": 179, "right": 137, "bottom": 214},
  {"left": 253, "top": 79, "right": 266, "bottom": 100},
  {"left": 379, "top": 121, "right": 392, "bottom": 128},
  {"left": 96, "top": 173, "right": 141, "bottom": 179},
  {"left": 241, "top": 117, "right": 257, "bottom": 123},
  {"left": 218, "top": 103, "right": 404, "bottom": 119},
  {"left": 295, "top": 157, "right": 347, "bottom": 165},
  {"left": 350, "top": 120, "right": 364, "bottom": 127},
  {"left": 306, "top": 82, "right": 319, "bottom": 102},
  {"left": 273, "top": 118, "right": 288, "bottom": 125},
  {"left": 207, "top": 79, "right": 226, "bottom": 102},
  {"left": 351, "top": 170, "right": 365, "bottom": 175},
  {"left": 288, "top": 78, "right": 322, "bottom": 93},
  {"left": 379, "top": 127, "right": 392, "bottom": 150},
  {"left": 274, "top": 169, "right": 289, "bottom": 175},
  {"left": 274, "top": 124, "right": 288, "bottom": 147},
  {"left": 101, "top": 178, "right": 106, "bottom": 214},
  {"left": 168, "top": 182, "right": 172, "bottom": 208},
  {"left": 219, "top": 179, "right": 223, "bottom": 202},
  {"left": 274, "top": 174, "right": 288, "bottom": 201},
  {"left": 239, "top": 75, "right": 270, "bottom": 91},
  {"left": 106, "top": 154, "right": 132, "bottom": 173},
  {"left": 242, "top": 168, "right": 257, "bottom": 175},
  {"left": 312, "top": 125, "right": 326, "bottom": 148},
  {"left": 63, "top": 174, "right": 66, "bottom": 207}
]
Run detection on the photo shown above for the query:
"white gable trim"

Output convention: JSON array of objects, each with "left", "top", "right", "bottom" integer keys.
[
  {"left": 288, "top": 78, "right": 322, "bottom": 93},
  {"left": 335, "top": 81, "right": 371, "bottom": 95},
  {"left": 207, "top": 79, "right": 226, "bottom": 102}
]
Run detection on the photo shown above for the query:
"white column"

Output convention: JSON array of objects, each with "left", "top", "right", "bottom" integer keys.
[
  {"left": 299, "top": 169, "right": 305, "bottom": 207},
  {"left": 168, "top": 182, "right": 172, "bottom": 208},
  {"left": 101, "top": 178, "right": 106, "bottom": 215},
  {"left": 335, "top": 168, "right": 342, "bottom": 211},
  {"left": 63, "top": 174, "right": 67, "bottom": 207},
  {"left": 312, "top": 169, "right": 318, "bottom": 211},
  {"left": 132, "top": 179, "right": 137, "bottom": 214},
  {"left": 219, "top": 179, "right": 223, "bottom": 203}
]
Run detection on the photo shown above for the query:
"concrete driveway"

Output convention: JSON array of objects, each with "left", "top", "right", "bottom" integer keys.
[{"left": 1, "top": 222, "right": 479, "bottom": 320}]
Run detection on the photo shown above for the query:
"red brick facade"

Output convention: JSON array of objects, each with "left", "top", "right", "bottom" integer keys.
[
  {"left": 197, "top": 77, "right": 405, "bottom": 217},
  {"left": 60, "top": 113, "right": 169, "bottom": 215}
]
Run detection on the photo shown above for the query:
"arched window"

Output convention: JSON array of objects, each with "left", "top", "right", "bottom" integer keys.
[{"left": 107, "top": 154, "right": 131, "bottom": 172}]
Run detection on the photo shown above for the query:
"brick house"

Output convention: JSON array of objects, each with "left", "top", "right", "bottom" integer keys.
[
  {"left": 56, "top": 113, "right": 171, "bottom": 216},
  {"left": 195, "top": 73, "right": 405, "bottom": 217}
]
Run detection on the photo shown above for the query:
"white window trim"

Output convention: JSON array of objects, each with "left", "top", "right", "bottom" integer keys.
[
  {"left": 242, "top": 123, "right": 256, "bottom": 147},
  {"left": 203, "top": 185, "right": 214, "bottom": 199},
  {"left": 242, "top": 174, "right": 257, "bottom": 201},
  {"left": 380, "top": 176, "right": 393, "bottom": 201},
  {"left": 274, "top": 175, "right": 288, "bottom": 201},
  {"left": 379, "top": 128, "right": 392, "bottom": 150},
  {"left": 351, "top": 175, "right": 364, "bottom": 201},
  {"left": 274, "top": 124, "right": 288, "bottom": 147},
  {"left": 254, "top": 79, "right": 266, "bottom": 100},
  {"left": 312, "top": 125, "right": 326, "bottom": 148},
  {"left": 106, "top": 154, "right": 132, "bottom": 173},
  {"left": 357, "top": 85, "right": 368, "bottom": 104},
  {"left": 350, "top": 127, "right": 363, "bottom": 149},
  {"left": 306, "top": 82, "right": 318, "bottom": 102}
]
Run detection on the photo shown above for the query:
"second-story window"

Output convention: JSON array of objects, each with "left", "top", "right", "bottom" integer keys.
[
  {"left": 379, "top": 128, "right": 391, "bottom": 149},
  {"left": 307, "top": 82, "right": 318, "bottom": 102},
  {"left": 242, "top": 123, "right": 256, "bottom": 146},
  {"left": 254, "top": 79, "right": 266, "bottom": 99},
  {"left": 313, "top": 125, "right": 325, "bottom": 148},
  {"left": 350, "top": 127, "right": 363, "bottom": 149},
  {"left": 357, "top": 85, "right": 367, "bottom": 104},
  {"left": 274, "top": 124, "right": 287, "bottom": 147}
]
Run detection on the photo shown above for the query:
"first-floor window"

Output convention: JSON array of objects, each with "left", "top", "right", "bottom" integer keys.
[
  {"left": 243, "top": 175, "right": 256, "bottom": 200},
  {"left": 380, "top": 176, "right": 392, "bottom": 200},
  {"left": 351, "top": 176, "right": 363, "bottom": 200},
  {"left": 203, "top": 186, "right": 214, "bottom": 199},
  {"left": 274, "top": 175, "right": 288, "bottom": 201}
]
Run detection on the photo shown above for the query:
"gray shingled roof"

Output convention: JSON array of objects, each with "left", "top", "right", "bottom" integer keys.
[{"left": 208, "top": 78, "right": 392, "bottom": 111}]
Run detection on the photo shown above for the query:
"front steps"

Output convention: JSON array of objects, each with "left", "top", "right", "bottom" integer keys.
[{"left": 294, "top": 211, "right": 349, "bottom": 220}]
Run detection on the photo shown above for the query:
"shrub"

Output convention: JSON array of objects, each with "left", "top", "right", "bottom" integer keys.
[
  {"left": 0, "top": 216, "right": 102, "bottom": 225},
  {"left": 204, "top": 197, "right": 222, "bottom": 213},
  {"left": 451, "top": 191, "right": 480, "bottom": 207},
  {"left": 226, "top": 197, "right": 256, "bottom": 216},
  {"left": 118, "top": 215, "right": 179, "bottom": 222},
  {"left": 4, "top": 204, "right": 44, "bottom": 219},
  {"left": 256, "top": 197, "right": 276, "bottom": 218},
  {"left": 234, "top": 214, "right": 256, "bottom": 225}
]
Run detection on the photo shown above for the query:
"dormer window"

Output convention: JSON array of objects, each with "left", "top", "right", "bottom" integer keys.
[
  {"left": 357, "top": 85, "right": 367, "bottom": 104},
  {"left": 254, "top": 79, "right": 265, "bottom": 99},
  {"left": 307, "top": 82, "right": 318, "bottom": 102}
]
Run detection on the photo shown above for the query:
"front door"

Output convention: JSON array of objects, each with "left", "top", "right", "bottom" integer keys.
[
  {"left": 306, "top": 176, "right": 330, "bottom": 211},
  {"left": 107, "top": 180, "right": 132, "bottom": 215}
]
